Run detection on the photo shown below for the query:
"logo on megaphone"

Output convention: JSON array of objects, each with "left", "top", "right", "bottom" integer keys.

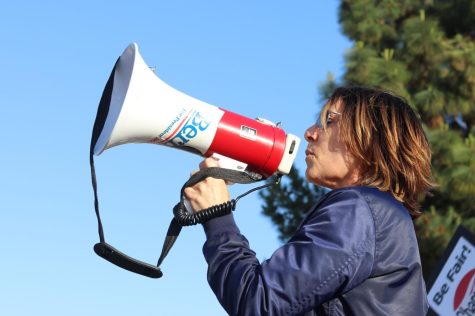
[
  {"left": 89, "top": 43, "right": 301, "bottom": 278},
  {"left": 93, "top": 43, "right": 300, "bottom": 177}
]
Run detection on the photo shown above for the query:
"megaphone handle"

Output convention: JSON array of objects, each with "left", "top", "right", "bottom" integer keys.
[{"left": 173, "top": 167, "right": 281, "bottom": 226}]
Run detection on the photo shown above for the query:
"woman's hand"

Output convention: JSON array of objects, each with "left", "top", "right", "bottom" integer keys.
[{"left": 184, "top": 157, "right": 230, "bottom": 213}]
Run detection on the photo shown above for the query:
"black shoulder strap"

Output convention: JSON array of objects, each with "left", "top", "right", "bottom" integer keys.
[{"left": 89, "top": 59, "right": 164, "bottom": 278}]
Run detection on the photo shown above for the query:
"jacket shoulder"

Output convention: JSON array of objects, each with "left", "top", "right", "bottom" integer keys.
[{"left": 327, "top": 186, "right": 411, "bottom": 220}]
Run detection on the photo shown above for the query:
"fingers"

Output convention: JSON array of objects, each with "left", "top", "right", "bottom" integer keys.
[
  {"left": 190, "top": 156, "right": 219, "bottom": 178},
  {"left": 184, "top": 157, "right": 230, "bottom": 213},
  {"left": 184, "top": 176, "right": 229, "bottom": 213},
  {"left": 199, "top": 156, "right": 220, "bottom": 169},
  {"left": 183, "top": 186, "right": 198, "bottom": 201}
]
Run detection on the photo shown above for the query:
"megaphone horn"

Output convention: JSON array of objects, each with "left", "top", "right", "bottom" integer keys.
[{"left": 89, "top": 43, "right": 301, "bottom": 278}]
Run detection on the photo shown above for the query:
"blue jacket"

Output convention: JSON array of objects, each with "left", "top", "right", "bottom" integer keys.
[{"left": 202, "top": 186, "right": 428, "bottom": 315}]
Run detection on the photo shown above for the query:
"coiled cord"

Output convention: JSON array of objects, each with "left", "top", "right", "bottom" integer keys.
[{"left": 173, "top": 200, "right": 237, "bottom": 226}]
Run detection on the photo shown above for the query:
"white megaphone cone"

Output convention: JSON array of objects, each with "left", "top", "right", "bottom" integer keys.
[{"left": 93, "top": 43, "right": 300, "bottom": 178}]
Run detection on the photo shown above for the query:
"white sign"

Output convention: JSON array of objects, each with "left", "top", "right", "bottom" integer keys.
[{"left": 428, "top": 227, "right": 475, "bottom": 315}]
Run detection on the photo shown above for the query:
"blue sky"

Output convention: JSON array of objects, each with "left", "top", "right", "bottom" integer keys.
[{"left": 0, "top": 1, "right": 350, "bottom": 315}]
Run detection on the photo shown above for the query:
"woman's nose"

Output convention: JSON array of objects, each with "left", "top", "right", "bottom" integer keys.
[{"left": 304, "top": 124, "right": 319, "bottom": 142}]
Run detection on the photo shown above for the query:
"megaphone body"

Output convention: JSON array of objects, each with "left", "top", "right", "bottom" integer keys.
[{"left": 94, "top": 43, "right": 300, "bottom": 178}]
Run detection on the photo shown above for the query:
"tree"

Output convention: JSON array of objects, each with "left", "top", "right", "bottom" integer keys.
[{"left": 259, "top": 0, "right": 475, "bottom": 280}]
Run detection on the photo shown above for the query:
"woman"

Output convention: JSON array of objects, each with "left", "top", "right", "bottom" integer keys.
[{"left": 185, "top": 86, "right": 433, "bottom": 315}]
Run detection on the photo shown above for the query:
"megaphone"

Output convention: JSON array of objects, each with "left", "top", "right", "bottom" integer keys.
[
  {"left": 93, "top": 43, "right": 300, "bottom": 177},
  {"left": 90, "top": 43, "right": 300, "bottom": 278}
]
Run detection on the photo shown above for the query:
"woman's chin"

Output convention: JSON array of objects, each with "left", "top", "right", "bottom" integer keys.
[{"left": 305, "top": 170, "right": 319, "bottom": 185}]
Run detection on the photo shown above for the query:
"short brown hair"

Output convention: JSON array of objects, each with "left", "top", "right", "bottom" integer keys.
[{"left": 320, "top": 86, "right": 434, "bottom": 218}]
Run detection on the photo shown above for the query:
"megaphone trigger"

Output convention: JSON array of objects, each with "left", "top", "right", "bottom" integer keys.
[{"left": 211, "top": 153, "right": 248, "bottom": 173}]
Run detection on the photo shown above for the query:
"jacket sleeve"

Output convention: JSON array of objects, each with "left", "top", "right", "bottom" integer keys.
[{"left": 202, "top": 189, "right": 376, "bottom": 315}]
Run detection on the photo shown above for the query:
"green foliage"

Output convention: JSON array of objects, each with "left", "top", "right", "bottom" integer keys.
[
  {"left": 424, "top": 128, "right": 475, "bottom": 217},
  {"left": 345, "top": 45, "right": 411, "bottom": 97},
  {"left": 415, "top": 207, "right": 465, "bottom": 281},
  {"left": 258, "top": 0, "right": 475, "bottom": 280},
  {"left": 415, "top": 206, "right": 475, "bottom": 281},
  {"left": 430, "top": 0, "right": 475, "bottom": 37}
]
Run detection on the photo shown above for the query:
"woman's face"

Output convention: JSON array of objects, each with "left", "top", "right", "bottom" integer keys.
[{"left": 304, "top": 101, "right": 361, "bottom": 189}]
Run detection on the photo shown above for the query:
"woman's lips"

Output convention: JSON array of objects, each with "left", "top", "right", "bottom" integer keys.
[{"left": 305, "top": 149, "right": 316, "bottom": 163}]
